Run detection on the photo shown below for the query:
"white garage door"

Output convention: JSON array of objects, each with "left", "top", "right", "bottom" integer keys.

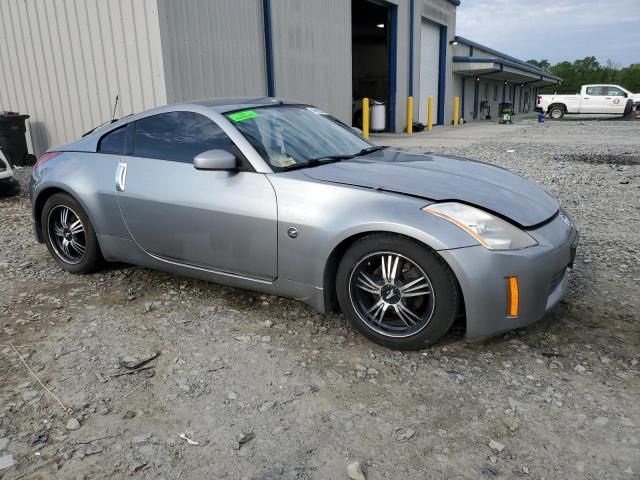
[{"left": 419, "top": 20, "right": 440, "bottom": 124}]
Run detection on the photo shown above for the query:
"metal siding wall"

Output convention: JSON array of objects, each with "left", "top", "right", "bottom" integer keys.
[
  {"left": 269, "top": 0, "right": 351, "bottom": 123},
  {"left": 157, "top": 0, "right": 267, "bottom": 103},
  {"left": 0, "top": 0, "right": 166, "bottom": 156}
]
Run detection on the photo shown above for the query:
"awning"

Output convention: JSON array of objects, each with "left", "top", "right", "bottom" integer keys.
[{"left": 453, "top": 56, "right": 561, "bottom": 87}]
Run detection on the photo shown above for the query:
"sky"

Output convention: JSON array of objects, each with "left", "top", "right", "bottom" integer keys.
[{"left": 456, "top": 0, "right": 640, "bottom": 67}]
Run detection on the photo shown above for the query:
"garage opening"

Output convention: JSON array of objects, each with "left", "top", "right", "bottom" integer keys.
[{"left": 352, "top": 0, "right": 395, "bottom": 131}]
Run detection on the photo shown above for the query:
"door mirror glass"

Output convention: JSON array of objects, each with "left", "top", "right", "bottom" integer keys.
[{"left": 194, "top": 149, "right": 237, "bottom": 170}]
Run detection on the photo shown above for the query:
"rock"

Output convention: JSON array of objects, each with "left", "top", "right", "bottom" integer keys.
[
  {"left": 523, "top": 466, "right": 530, "bottom": 474},
  {"left": 346, "top": 460, "right": 366, "bottom": 480},
  {"left": 488, "top": 439, "right": 505, "bottom": 452},
  {"left": 22, "top": 390, "right": 39, "bottom": 402},
  {"left": 0, "top": 438, "right": 9, "bottom": 451},
  {"left": 336, "top": 336, "right": 347, "bottom": 345},
  {"left": 132, "top": 433, "right": 151, "bottom": 444},
  {"left": 594, "top": 416, "right": 609, "bottom": 426},
  {"left": 260, "top": 336, "right": 271, "bottom": 343},
  {"left": 232, "top": 432, "right": 255, "bottom": 450},
  {"left": 259, "top": 400, "right": 276, "bottom": 412},
  {"left": 501, "top": 416, "right": 521, "bottom": 432},
  {"left": 574, "top": 364, "right": 587, "bottom": 373},
  {"left": 0, "top": 454, "right": 15, "bottom": 470},
  {"left": 227, "top": 391, "right": 238, "bottom": 400},
  {"left": 262, "top": 320, "right": 273, "bottom": 328},
  {"left": 66, "top": 418, "right": 81, "bottom": 431},
  {"left": 395, "top": 427, "right": 415, "bottom": 442},
  {"left": 123, "top": 410, "right": 136, "bottom": 419}
]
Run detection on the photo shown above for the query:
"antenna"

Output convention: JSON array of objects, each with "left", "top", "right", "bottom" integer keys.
[{"left": 111, "top": 94, "right": 119, "bottom": 123}]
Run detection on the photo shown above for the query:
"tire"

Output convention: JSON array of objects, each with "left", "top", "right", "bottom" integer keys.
[
  {"left": 336, "top": 234, "right": 460, "bottom": 350},
  {"left": 549, "top": 106, "right": 564, "bottom": 120},
  {"left": 41, "top": 193, "right": 102, "bottom": 274}
]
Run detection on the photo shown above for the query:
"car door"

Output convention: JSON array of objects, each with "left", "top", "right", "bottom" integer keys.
[
  {"left": 115, "top": 110, "right": 278, "bottom": 280},
  {"left": 580, "top": 86, "right": 608, "bottom": 113},
  {"left": 602, "top": 86, "right": 627, "bottom": 114}
]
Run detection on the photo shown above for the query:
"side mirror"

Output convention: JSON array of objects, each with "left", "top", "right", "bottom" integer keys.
[
  {"left": 351, "top": 126, "right": 363, "bottom": 135},
  {"left": 623, "top": 92, "right": 629, "bottom": 98},
  {"left": 194, "top": 149, "right": 237, "bottom": 171}
]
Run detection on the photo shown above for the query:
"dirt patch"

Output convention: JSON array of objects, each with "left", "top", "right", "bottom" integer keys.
[{"left": 561, "top": 152, "right": 640, "bottom": 165}]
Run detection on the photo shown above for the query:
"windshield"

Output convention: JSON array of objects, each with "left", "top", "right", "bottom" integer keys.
[{"left": 226, "top": 106, "right": 374, "bottom": 170}]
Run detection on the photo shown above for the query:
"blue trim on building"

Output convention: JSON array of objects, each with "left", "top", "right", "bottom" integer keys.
[
  {"left": 262, "top": 0, "right": 275, "bottom": 96},
  {"left": 388, "top": 4, "right": 397, "bottom": 132},
  {"left": 452, "top": 56, "right": 561, "bottom": 83},
  {"left": 408, "top": 0, "right": 414, "bottom": 96},
  {"left": 437, "top": 24, "right": 447, "bottom": 125},
  {"left": 454, "top": 36, "right": 562, "bottom": 82}
]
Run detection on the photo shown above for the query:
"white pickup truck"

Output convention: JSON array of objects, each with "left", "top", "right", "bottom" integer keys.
[{"left": 536, "top": 84, "right": 639, "bottom": 119}]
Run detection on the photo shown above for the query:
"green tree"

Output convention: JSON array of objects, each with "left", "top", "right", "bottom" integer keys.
[
  {"left": 526, "top": 59, "right": 550, "bottom": 70},
  {"left": 619, "top": 64, "right": 640, "bottom": 92}
]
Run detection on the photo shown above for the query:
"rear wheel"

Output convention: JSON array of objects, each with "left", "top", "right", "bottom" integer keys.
[
  {"left": 41, "top": 193, "right": 102, "bottom": 273},
  {"left": 549, "top": 106, "right": 564, "bottom": 120},
  {"left": 336, "top": 234, "right": 460, "bottom": 350}
]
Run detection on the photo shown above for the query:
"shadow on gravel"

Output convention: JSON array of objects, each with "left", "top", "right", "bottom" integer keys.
[{"left": 561, "top": 153, "right": 640, "bottom": 165}]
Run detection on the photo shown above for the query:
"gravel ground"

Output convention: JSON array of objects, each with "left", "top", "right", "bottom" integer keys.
[{"left": 1, "top": 120, "right": 639, "bottom": 479}]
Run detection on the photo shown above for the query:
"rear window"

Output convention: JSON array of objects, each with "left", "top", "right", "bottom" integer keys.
[{"left": 586, "top": 86, "right": 605, "bottom": 96}]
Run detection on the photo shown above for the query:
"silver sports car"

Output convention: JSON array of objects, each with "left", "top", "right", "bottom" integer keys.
[{"left": 30, "top": 98, "right": 578, "bottom": 350}]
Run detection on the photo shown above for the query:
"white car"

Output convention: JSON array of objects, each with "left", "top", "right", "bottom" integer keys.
[
  {"left": 536, "top": 84, "right": 638, "bottom": 119},
  {"left": 0, "top": 149, "right": 20, "bottom": 197}
]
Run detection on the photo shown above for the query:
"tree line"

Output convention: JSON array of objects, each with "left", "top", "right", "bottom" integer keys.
[{"left": 527, "top": 57, "right": 640, "bottom": 94}]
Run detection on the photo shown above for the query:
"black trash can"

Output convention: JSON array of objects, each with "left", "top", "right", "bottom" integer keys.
[{"left": 0, "top": 113, "right": 31, "bottom": 166}]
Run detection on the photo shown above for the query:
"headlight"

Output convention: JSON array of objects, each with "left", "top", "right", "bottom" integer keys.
[{"left": 423, "top": 202, "right": 538, "bottom": 250}]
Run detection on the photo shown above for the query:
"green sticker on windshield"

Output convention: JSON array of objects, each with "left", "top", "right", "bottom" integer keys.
[{"left": 228, "top": 110, "right": 257, "bottom": 122}]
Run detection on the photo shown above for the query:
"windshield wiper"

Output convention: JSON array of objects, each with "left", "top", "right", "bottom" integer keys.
[
  {"left": 283, "top": 155, "right": 354, "bottom": 171},
  {"left": 281, "top": 147, "right": 385, "bottom": 171},
  {"left": 353, "top": 145, "right": 386, "bottom": 157}
]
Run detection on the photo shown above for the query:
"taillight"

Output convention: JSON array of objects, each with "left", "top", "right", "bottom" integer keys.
[{"left": 34, "top": 151, "right": 63, "bottom": 169}]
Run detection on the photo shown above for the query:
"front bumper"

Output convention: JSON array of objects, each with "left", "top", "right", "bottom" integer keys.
[{"left": 440, "top": 213, "right": 578, "bottom": 338}]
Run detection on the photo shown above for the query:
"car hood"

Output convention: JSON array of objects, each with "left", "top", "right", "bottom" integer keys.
[{"left": 303, "top": 148, "right": 559, "bottom": 228}]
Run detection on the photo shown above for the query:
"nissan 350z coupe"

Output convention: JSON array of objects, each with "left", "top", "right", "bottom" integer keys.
[{"left": 30, "top": 98, "right": 578, "bottom": 350}]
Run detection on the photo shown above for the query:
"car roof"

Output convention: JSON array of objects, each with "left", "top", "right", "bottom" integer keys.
[{"left": 188, "top": 97, "right": 304, "bottom": 113}]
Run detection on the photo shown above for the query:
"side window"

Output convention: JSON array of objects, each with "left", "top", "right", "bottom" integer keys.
[
  {"left": 98, "top": 125, "right": 128, "bottom": 154},
  {"left": 133, "top": 111, "right": 233, "bottom": 163},
  {"left": 607, "top": 87, "right": 624, "bottom": 96},
  {"left": 586, "top": 86, "right": 604, "bottom": 96}
]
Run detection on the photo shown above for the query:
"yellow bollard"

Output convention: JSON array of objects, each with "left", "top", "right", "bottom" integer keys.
[
  {"left": 406, "top": 96, "right": 413, "bottom": 134},
  {"left": 453, "top": 96, "right": 459, "bottom": 127},
  {"left": 362, "top": 98, "right": 369, "bottom": 139},
  {"left": 427, "top": 96, "right": 433, "bottom": 131}
]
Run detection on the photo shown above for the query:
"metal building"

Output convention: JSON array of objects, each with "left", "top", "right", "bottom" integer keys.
[
  {"left": 0, "top": 0, "right": 557, "bottom": 157},
  {"left": 452, "top": 37, "right": 561, "bottom": 121}
]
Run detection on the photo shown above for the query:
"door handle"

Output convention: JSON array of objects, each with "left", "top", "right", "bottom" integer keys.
[
  {"left": 605, "top": 97, "right": 612, "bottom": 99},
  {"left": 115, "top": 162, "right": 127, "bottom": 192}
]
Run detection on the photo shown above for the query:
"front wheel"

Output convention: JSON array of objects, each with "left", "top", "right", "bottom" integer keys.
[{"left": 336, "top": 234, "right": 461, "bottom": 350}]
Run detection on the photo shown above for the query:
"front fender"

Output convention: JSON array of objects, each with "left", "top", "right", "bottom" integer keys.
[{"left": 268, "top": 173, "right": 479, "bottom": 288}]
